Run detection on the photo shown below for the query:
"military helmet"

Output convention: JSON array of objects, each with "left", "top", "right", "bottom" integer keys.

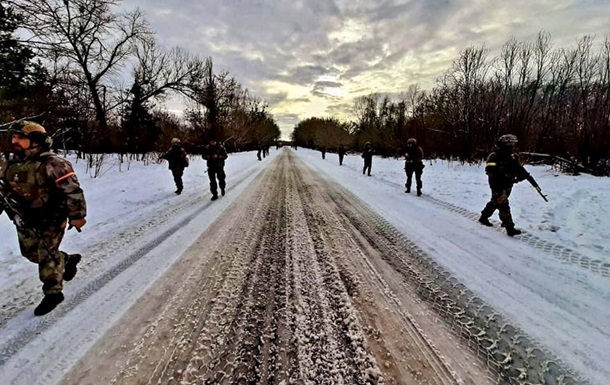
[
  {"left": 365, "top": 141, "right": 371, "bottom": 147},
  {"left": 498, "top": 134, "right": 518, "bottom": 145},
  {"left": 407, "top": 138, "right": 417, "bottom": 145},
  {"left": 171, "top": 137, "right": 181, "bottom": 145},
  {"left": 10, "top": 121, "right": 49, "bottom": 144}
]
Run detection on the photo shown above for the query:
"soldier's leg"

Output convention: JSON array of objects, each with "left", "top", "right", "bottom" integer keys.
[
  {"left": 405, "top": 168, "right": 413, "bottom": 191},
  {"left": 497, "top": 187, "right": 517, "bottom": 231},
  {"left": 479, "top": 189, "right": 499, "bottom": 226},
  {"left": 218, "top": 168, "right": 226, "bottom": 195},
  {"left": 18, "top": 226, "right": 66, "bottom": 295},
  {"left": 208, "top": 168, "right": 218, "bottom": 196},
  {"left": 415, "top": 167, "right": 423, "bottom": 190},
  {"left": 172, "top": 168, "right": 184, "bottom": 193}
]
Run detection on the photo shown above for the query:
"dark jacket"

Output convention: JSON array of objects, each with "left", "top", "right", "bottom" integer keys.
[
  {"left": 162, "top": 145, "right": 189, "bottom": 170},
  {"left": 202, "top": 142, "right": 228, "bottom": 169},
  {"left": 362, "top": 146, "right": 373, "bottom": 162},
  {"left": 404, "top": 145, "right": 424, "bottom": 170},
  {"left": 485, "top": 148, "right": 530, "bottom": 189},
  {"left": 338, "top": 145, "right": 346, "bottom": 155}
]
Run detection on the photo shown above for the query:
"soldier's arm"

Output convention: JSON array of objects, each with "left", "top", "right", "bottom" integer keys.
[
  {"left": 220, "top": 146, "right": 228, "bottom": 159},
  {"left": 45, "top": 157, "right": 87, "bottom": 221},
  {"left": 484, "top": 153, "right": 499, "bottom": 175}
]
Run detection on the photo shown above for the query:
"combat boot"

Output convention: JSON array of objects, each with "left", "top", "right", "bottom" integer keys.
[
  {"left": 417, "top": 188, "right": 422, "bottom": 196},
  {"left": 478, "top": 217, "right": 493, "bottom": 227},
  {"left": 34, "top": 292, "right": 64, "bottom": 316},
  {"left": 63, "top": 254, "right": 82, "bottom": 281},
  {"left": 506, "top": 226, "right": 522, "bottom": 236},
  {"left": 211, "top": 194, "right": 218, "bottom": 201},
  {"left": 405, "top": 186, "right": 410, "bottom": 193},
  {"left": 221, "top": 187, "right": 225, "bottom": 196}
]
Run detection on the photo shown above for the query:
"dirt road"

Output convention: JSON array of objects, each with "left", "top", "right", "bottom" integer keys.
[{"left": 59, "top": 151, "right": 494, "bottom": 385}]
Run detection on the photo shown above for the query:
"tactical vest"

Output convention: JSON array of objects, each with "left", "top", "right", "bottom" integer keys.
[{"left": 3, "top": 153, "right": 55, "bottom": 209}]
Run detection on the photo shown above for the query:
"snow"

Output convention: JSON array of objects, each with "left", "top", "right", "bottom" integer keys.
[{"left": 1, "top": 147, "right": 609, "bottom": 384}]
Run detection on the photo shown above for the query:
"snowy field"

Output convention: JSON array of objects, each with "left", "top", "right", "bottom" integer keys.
[{"left": 1, "top": 147, "right": 609, "bottom": 384}]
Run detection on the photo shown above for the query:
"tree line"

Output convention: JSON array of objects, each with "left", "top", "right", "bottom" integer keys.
[
  {"left": 292, "top": 33, "right": 610, "bottom": 176},
  {"left": 0, "top": 0, "right": 280, "bottom": 156}
]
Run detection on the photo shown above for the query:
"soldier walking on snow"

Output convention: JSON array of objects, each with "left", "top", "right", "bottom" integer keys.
[
  {"left": 478, "top": 134, "right": 531, "bottom": 236},
  {"left": 338, "top": 144, "right": 346, "bottom": 166},
  {"left": 404, "top": 138, "right": 425, "bottom": 196},
  {"left": 161, "top": 138, "right": 189, "bottom": 195},
  {"left": 202, "top": 138, "right": 228, "bottom": 201},
  {"left": 361, "top": 142, "right": 373, "bottom": 176},
  {"left": 0, "top": 121, "right": 87, "bottom": 315}
]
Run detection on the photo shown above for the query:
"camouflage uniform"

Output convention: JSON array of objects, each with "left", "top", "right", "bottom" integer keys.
[
  {"left": 202, "top": 141, "right": 228, "bottom": 199},
  {"left": 404, "top": 143, "right": 424, "bottom": 195},
  {"left": 480, "top": 146, "right": 529, "bottom": 231},
  {"left": 161, "top": 144, "right": 189, "bottom": 194},
  {"left": 0, "top": 149, "right": 87, "bottom": 295}
]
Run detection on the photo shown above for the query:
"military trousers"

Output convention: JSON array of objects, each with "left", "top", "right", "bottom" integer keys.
[
  {"left": 208, "top": 167, "right": 226, "bottom": 195},
  {"left": 17, "top": 220, "right": 67, "bottom": 295},
  {"left": 480, "top": 186, "right": 515, "bottom": 228},
  {"left": 171, "top": 167, "right": 184, "bottom": 192}
]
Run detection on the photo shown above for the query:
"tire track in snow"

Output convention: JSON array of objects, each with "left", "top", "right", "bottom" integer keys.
[{"left": 59, "top": 151, "right": 497, "bottom": 385}]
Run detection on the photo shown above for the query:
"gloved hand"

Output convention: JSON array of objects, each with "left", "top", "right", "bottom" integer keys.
[{"left": 69, "top": 218, "right": 87, "bottom": 230}]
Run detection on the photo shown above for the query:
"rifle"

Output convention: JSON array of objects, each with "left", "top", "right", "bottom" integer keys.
[
  {"left": 525, "top": 174, "right": 548, "bottom": 202},
  {"left": 0, "top": 179, "right": 65, "bottom": 263},
  {"left": 0, "top": 179, "right": 27, "bottom": 228}
]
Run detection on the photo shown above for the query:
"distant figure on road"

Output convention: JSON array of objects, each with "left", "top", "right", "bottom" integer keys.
[
  {"left": 478, "top": 134, "right": 531, "bottom": 236},
  {"left": 338, "top": 144, "right": 346, "bottom": 166},
  {"left": 0, "top": 121, "right": 87, "bottom": 316},
  {"left": 404, "top": 138, "right": 424, "bottom": 196},
  {"left": 202, "top": 138, "right": 228, "bottom": 201},
  {"left": 161, "top": 138, "right": 189, "bottom": 195},
  {"left": 321, "top": 146, "right": 326, "bottom": 159},
  {"left": 361, "top": 142, "right": 373, "bottom": 176}
]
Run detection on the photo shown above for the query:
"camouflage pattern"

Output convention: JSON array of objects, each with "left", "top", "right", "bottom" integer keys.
[
  {"left": 202, "top": 142, "right": 228, "bottom": 196},
  {"left": 18, "top": 223, "right": 66, "bottom": 294},
  {"left": 480, "top": 147, "right": 529, "bottom": 228},
  {"left": 1, "top": 147, "right": 86, "bottom": 295}
]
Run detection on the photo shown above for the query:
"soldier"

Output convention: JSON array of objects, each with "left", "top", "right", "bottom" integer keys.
[
  {"left": 0, "top": 121, "right": 87, "bottom": 315},
  {"left": 202, "top": 138, "right": 228, "bottom": 201},
  {"left": 478, "top": 134, "right": 531, "bottom": 236},
  {"left": 321, "top": 146, "right": 326, "bottom": 159},
  {"left": 161, "top": 138, "right": 189, "bottom": 194},
  {"left": 256, "top": 144, "right": 262, "bottom": 161},
  {"left": 361, "top": 142, "right": 373, "bottom": 176},
  {"left": 404, "top": 138, "right": 425, "bottom": 196},
  {"left": 338, "top": 144, "right": 346, "bottom": 166}
]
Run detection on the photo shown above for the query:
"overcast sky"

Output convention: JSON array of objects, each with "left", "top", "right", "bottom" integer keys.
[{"left": 121, "top": 0, "right": 610, "bottom": 138}]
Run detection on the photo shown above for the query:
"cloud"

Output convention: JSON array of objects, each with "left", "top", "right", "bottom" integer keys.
[{"left": 120, "top": 0, "right": 610, "bottom": 133}]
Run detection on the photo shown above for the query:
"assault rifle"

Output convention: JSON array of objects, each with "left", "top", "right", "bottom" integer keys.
[
  {"left": 0, "top": 179, "right": 27, "bottom": 228},
  {"left": 525, "top": 174, "right": 548, "bottom": 202},
  {"left": 0, "top": 179, "right": 63, "bottom": 263}
]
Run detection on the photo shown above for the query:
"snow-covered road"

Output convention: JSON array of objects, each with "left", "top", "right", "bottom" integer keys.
[{"left": 0, "top": 148, "right": 606, "bottom": 384}]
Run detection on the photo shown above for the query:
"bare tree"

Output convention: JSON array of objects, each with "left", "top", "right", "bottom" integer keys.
[
  {"left": 130, "top": 37, "right": 208, "bottom": 103},
  {"left": 12, "top": 0, "right": 152, "bottom": 133}
]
